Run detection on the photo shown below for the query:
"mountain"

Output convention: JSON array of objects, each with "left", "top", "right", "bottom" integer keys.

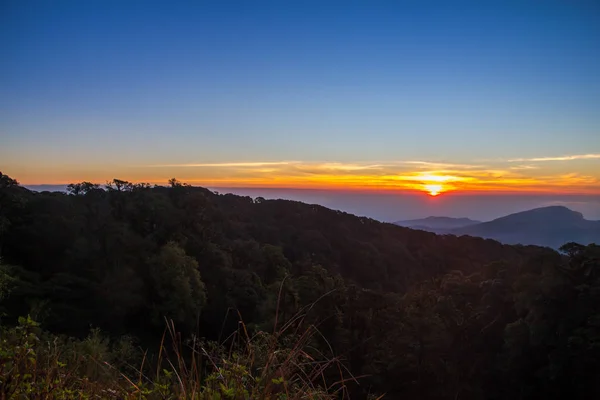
[
  {"left": 394, "top": 216, "right": 481, "bottom": 231},
  {"left": 449, "top": 206, "right": 600, "bottom": 248},
  {"left": 395, "top": 206, "right": 600, "bottom": 248}
]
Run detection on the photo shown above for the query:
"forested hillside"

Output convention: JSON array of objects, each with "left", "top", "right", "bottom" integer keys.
[{"left": 1, "top": 172, "right": 599, "bottom": 399}]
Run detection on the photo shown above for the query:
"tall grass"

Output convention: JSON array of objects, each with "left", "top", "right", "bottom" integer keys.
[
  {"left": 1, "top": 285, "right": 371, "bottom": 399},
  {"left": 0, "top": 316, "right": 124, "bottom": 399}
]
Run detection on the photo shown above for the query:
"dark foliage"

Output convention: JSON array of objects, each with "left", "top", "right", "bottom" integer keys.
[{"left": 1, "top": 171, "right": 599, "bottom": 399}]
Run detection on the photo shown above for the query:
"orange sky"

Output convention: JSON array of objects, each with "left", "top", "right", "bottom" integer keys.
[{"left": 5, "top": 153, "right": 600, "bottom": 196}]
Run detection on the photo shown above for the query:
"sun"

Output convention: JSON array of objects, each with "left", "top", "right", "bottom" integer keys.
[{"left": 424, "top": 184, "right": 443, "bottom": 196}]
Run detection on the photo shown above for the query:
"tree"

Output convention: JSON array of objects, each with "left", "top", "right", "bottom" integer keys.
[
  {"left": 106, "top": 179, "right": 133, "bottom": 192},
  {"left": 0, "top": 172, "right": 18, "bottom": 189},
  {"left": 66, "top": 182, "right": 100, "bottom": 196},
  {"left": 148, "top": 242, "right": 207, "bottom": 330}
]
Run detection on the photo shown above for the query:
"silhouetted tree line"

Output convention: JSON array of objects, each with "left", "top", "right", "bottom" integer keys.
[{"left": 1, "top": 172, "right": 599, "bottom": 399}]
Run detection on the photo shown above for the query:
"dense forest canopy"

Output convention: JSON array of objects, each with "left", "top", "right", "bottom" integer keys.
[{"left": 1, "top": 172, "right": 599, "bottom": 399}]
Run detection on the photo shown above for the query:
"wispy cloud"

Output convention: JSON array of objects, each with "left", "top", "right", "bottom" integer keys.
[
  {"left": 510, "top": 165, "right": 540, "bottom": 171},
  {"left": 89, "top": 156, "right": 600, "bottom": 195},
  {"left": 508, "top": 154, "right": 600, "bottom": 162},
  {"left": 308, "top": 163, "right": 385, "bottom": 171},
  {"left": 148, "top": 161, "right": 298, "bottom": 168},
  {"left": 401, "top": 161, "right": 484, "bottom": 169}
]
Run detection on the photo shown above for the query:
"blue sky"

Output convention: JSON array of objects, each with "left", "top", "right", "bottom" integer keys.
[{"left": 1, "top": 0, "right": 599, "bottom": 192}]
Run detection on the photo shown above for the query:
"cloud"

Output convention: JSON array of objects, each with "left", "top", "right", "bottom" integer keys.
[
  {"left": 307, "top": 163, "right": 386, "bottom": 171},
  {"left": 508, "top": 154, "right": 600, "bottom": 162},
  {"left": 401, "top": 161, "right": 484, "bottom": 169},
  {"left": 148, "top": 161, "right": 298, "bottom": 168},
  {"left": 72, "top": 157, "right": 599, "bottom": 195},
  {"left": 510, "top": 165, "right": 539, "bottom": 171}
]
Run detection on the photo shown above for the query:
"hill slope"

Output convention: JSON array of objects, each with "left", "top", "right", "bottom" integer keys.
[
  {"left": 3, "top": 173, "right": 600, "bottom": 399},
  {"left": 450, "top": 206, "right": 600, "bottom": 248},
  {"left": 394, "top": 216, "right": 481, "bottom": 231}
]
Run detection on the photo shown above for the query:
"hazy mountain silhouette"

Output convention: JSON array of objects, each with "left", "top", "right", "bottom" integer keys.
[
  {"left": 395, "top": 206, "right": 600, "bottom": 249},
  {"left": 394, "top": 216, "right": 481, "bottom": 231}
]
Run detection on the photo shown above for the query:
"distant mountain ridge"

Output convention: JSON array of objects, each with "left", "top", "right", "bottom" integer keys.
[
  {"left": 394, "top": 216, "right": 481, "bottom": 230},
  {"left": 394, "top": 206, "right": 600, "bottom": 249}
]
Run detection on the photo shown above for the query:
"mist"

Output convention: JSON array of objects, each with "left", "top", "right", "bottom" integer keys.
[
  {"left": 25, "top": 185, "right": 600, "bottom": 222},
  {"left": 214, "top": 188, "right": 600, "bottom": 222}
]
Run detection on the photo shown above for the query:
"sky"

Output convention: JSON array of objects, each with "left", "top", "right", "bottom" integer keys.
[{"left": 1, "top": 0, "right": 600, "bottom": 219}]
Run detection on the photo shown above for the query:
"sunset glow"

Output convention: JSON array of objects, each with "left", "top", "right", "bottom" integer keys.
[
  {"left": 5, "top": 154, "right": 600, "bottom": 195},
  {"left": 424, "top": 184, "right": 443, "bottom": 196},
  {"left": 2, "top": 0, "right": 599, "bottom": 210}
]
